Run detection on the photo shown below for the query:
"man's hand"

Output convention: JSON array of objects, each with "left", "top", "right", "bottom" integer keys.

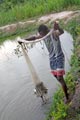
[
  {"left": 53, "top": 21, "right": 64, "bottom": 36},
  {"left": 54, "top": 21, "right": 59, "bottom": 30},
  {"left": 18, "top": 41, "right": 22, "bottom": 44},
  {"left": 17, "top": 36, "right": 28, "bottom": 44}
]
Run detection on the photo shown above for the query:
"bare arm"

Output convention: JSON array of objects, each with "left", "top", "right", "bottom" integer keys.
[
  {"left": 25, "top": 35, "right": 41, "bottom": 41},
  {"left": 18, "top": 30, "right": 53, "bottom": 44},
  {"left": 18, "top": 35, "right": 42, "bottom": 44}
]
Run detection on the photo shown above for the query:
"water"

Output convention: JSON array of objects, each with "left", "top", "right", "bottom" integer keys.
[{"left": 0, "top": 31, "right": 73, "bottom": 120}]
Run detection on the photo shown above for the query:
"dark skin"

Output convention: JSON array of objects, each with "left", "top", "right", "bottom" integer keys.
[
  {"left": 25, "top": 22, "right": 64, "bottom": 41},
  {"left": 19, "top": 22, "right": 69, "bottom": 101},
  {"left": 54, "top": 75, "right": 69, "bottom": 100}
]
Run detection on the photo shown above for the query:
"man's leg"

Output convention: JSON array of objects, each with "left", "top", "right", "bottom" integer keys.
[{"left": 56, "top": 75, "right": 69, "bottom": 100}]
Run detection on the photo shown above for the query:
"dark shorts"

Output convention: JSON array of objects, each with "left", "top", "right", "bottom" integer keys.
[{"left": 50, "top": 54, "right": 65, "bottom": 76}]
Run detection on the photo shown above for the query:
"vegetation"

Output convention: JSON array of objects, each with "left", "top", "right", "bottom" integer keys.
[
  {"left": 0, "top": 0, "right": 80, "bottom": 43},
  {"left": 0, "top": 0, "right": 80, "bottom": 120},
  {"left": 46, "top": 72, "right": 75, "bottom": 120},
  {"left": 0, "top": 0, "right": 80, "bottom": 26},
  {"left": 46, "top": 15, "right": 80, "bottom": 120}
]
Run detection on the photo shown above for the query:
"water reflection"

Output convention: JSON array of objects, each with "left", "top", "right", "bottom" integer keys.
[
  {"left": 0, "top": 31, "right": 73, "bottom": 120},
  {"left": 0, "top": 40, "right": 18, "bottom": 61}
]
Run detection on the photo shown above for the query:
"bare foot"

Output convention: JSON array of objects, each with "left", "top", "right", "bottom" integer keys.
[
  {"left": 64, "top": 98, "right": 72, "bottom": 104},
  {"left": 64, "top": 94, "right": 72, "bottom": 104}
]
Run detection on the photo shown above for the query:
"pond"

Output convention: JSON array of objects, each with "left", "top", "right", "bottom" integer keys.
[{"left": 0, "top": 31, "right": 73, "bottom": 120}]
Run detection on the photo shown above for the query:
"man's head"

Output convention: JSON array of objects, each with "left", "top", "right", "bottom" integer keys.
[{"left": 38, "top": 24, "right": 49, "bottom": 37}]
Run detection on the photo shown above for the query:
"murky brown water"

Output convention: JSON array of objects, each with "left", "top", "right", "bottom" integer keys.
[{"left": 0, "top": 31, "right": 73, "bottom": 120}]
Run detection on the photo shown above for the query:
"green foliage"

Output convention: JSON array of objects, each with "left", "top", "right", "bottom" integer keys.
[
  {"left": 46, "top": 72, "right": 75, "bottom": 120},
  {"left": 46, "top": 88, "right": 69, "bottom": 120},
  {"left": 65, "top": 72, "right": 75, "bottom": 92},
  {"left": 0, "top": 0, "right": 80, "bottom": 26},
  {"left": 64, "top": 0, "right": 80, "bottom": 6},
  {"left": 71, "top": 54, "right": 79, "bottom": 68},
  {"left": 51, "top": 100, "right": 69, "bottom": 120},
  {"left": 64, "top": 16, "right": 80, "bottom": 39},
  {"left": 0, "top": 0, "right": 25, "bottom": 10},
  {"left": 76, "top": 26, "right": 80, "bottom": 35},
  {"left": 65, "top": 21, "right": 78, "bottom": 38},
  {"left": 46, "top": 16, "right": 80, "bottom": 120},
  {"left": 70, "top": 47, "right": 80, "bottom": 81}
]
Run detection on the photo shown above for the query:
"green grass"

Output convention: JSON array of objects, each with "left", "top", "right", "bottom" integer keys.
[
  {"left": 0, "top": 0, "right": 80, "bottom": 43},
  {"left": 0, "top": 0, "right": 80, "bottom": 26}
]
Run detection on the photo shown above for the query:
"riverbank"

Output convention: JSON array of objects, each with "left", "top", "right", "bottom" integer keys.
[
  {"left": 46, "top": 14, "right": 80, "bottom": 120},
  {"left": 0, "top": 10, "right": 80, "bottom": 43}
]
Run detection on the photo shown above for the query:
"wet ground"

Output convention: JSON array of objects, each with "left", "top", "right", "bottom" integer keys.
[{"left": 0, "top": 31, "right": 73, "bottom": 120}]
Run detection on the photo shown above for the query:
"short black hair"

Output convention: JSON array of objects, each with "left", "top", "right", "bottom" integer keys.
[{"left": 38, "top": 24, "right": 49, "bottom": 35}]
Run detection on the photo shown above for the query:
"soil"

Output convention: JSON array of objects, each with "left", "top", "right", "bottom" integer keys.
[{"left": 65, "top": 82, "right": 80, "bottom": 120}]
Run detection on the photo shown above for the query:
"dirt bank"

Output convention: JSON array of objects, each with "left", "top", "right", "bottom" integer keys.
[{"left": 0, "top": 11, "right": 80, "bottom": 34}]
